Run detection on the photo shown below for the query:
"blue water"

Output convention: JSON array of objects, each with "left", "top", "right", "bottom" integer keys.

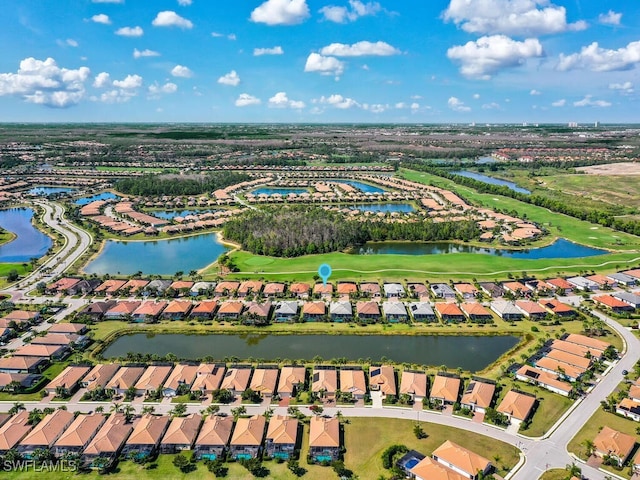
[
  {"left": 314, "top": 455, "right": 334, "bottom": 462},
  {"left": 252, "top": 188, "right": 308, "bottom": 195},
  {"left": 84, "top": 233, "right": 229, "bottom": 275},
  {"left": 153, "top": 210, "right": 218, "bottom": 220},
  {"left": 354, "top": 203, "right": 415, "bottom": 213},
  {"left": 75, "top": 192, "right": 120, "bottom": 205},
  {"left": 28, "top": 186, "right": 76, "bottom": 196},
  {"left": 452, "top": 171, "right": 531, "bottom": 195},
  {"left": 0, "top": 208, "right": 53, "bottom": 262},
  {"left": 329, "top": 180, "right": 386, "bottom": 193},
  {"left": 354, "top": 238, "right": 606, "bottom": 259},
  {"left": 405, "top": 459, "right": 420, "bottom": 469},
  {"left": 475, "top": 156, "right": 498, "bottom": 164}
]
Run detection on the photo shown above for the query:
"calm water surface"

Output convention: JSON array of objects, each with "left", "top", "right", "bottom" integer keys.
[
  {"left": 252, "top": 188, "right": 309, "bottom": 195},
  {"left": 328, "top": 179, "right": 386, "bottom": 194},
  {"left": 354, "top": 203, "right": 415, "bottom": 213},
  {"left": 0, "top": 208, "right": 52, "bottom": 262},
  {"left": 153, "top": 210, "right": 219, "bottom": 220},
  {"left": 103, "top": 333, "right": 520, "bottom": 371},
  {"left": 75, "top": 192, "right": 120, "bottom": 205},
  {"left": 452, "top": 171, "right": 531, "bottom": 194},
  {"left": 28, "top": 186, "right": 76, "bottom": 196}
]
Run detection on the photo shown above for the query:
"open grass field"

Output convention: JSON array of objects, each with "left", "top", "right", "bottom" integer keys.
[
  {"left": 539, "top": 173, "right": 640, "bottom": 210},
  {"left": 0, "top": 418, "right": 520, "bottom": 480}
]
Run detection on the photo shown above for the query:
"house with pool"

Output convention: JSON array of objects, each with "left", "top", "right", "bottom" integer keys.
[
  {"left": 230, "top": 415, "right": 266, "bottom": 460},
  {"left": 309, "top": 416, "right": 340, "bottom": 463},
  {"left": 265, "top": 415, "right": 298, "bottom": 460}
]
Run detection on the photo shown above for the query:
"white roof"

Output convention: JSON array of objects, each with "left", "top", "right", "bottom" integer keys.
[{"left": 330, "top": 301, "right": 352, "bottom": 315}]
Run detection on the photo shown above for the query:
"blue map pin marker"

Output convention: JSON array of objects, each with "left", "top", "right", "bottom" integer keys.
[{"left": 318, "top": 263, "right": 332, "bottom": 286}]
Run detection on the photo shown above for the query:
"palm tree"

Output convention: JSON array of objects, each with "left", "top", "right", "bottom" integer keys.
[
  {"left": 123, "top": 404, "right": 135, "bottom": 423},
  {"left": 8, "top": 402, "right": 25, "bottom": 415},
  {"left": 582, "top": 439, "right": 595, "bottom": 457}
]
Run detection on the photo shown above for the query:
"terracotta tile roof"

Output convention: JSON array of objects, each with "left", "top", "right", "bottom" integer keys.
[
  {"left": 536, "top": 357, "right": 585, "bottom": 379},
  {"left": 432, "top": 440, "right": 491, "bottom": 477},
  {"left": 0, "top": 356, "right": 47, "bottom": 371},
  {"left": 121, "top": 279, "right": 149, "bottom": 292},
  {"left": 20, "top": 409, "right": 74, "bottom": 448},
  {"left": 309, "top": 416, "right": 339, "bottom": 448},
  {"left": 356, "top": 301, "right": 380, "bottom": 316},
  {"left": 161, "top": 414, "right": 202, "bottom": 447},
  {"left": 249, "top": 368, "right": 279, "bottom": 395},
  {"left": 593, "top": 295, "right": 630, "bottom": 309},
  {"left": 231, "top": 415, "right": 265, "bottom": 446},
  {"left": 515, "top": 300, "right": 547, "bottom": 315},
  {"left": 550, "top": 340, "right": 601, "bottom": 359},
  {"left": 303, "top": 301, "right": 326, "bottom": 315},
  {"left": 369, "top": 365, "right": 396, "bottom": 396},
  {"left": 460, "top": 302, "right": 492, "bottom": 317},
  {"left": 546, "top": 349, "right": 592, "bottom": 369},
  {"left": 126, "top": 414, "right": 170, "bottom": 446},
  {"left": 337, "top": 283, "right": 358, "bottom": 294},
  {"left": 399, "top": 371, "right": 428, "bottom": 398},
  {"left": 359, "top": 283, "right": 381, "bottom": 294},
  {"left": 340, "top": 369, "right": 367, "bottom": 396},
  {"left": 502, "top": 281, "right": 528, "bottom": 292},
  {"left": 133, "top": 301, "right": 167, "bottom": 317},
  {"left": 14, "top": 344, "right": 66, "bottom": 358},
  {"left": 277, "top": 366, "right": 306, "bottom": 395},
  {"left": 191, "top": 364, "right": 225, "bottom": 393},
  {"left": 409, "top": 456, "right": 467, "bottom": 480},
  {"left": 546, "top": 278, "right": 573, "bottom": 290},
  {"left": 538, "top": 299, "right": 574, "bottom": 314},
  {"left": 47, "top": 277, "right": 81, "bottom": 291},
  {"left": 49, "top": 323, "right": 87, "bottom": 335},
  {"left": 214, "top": 281, "right": 240, "bottom": 293},
  {"left": 53, "top": 413, "right": 105, "bottom": 448},
  {"left": 195, "top": 415, "right": 233, "bottom": 447},
  {"left": 163, "top": 364, "right": 198, "bottom": 392},
  {"left": 430, "top": 375, "right": 461, "bottom": 403},
  {"left": 289, "top": 283, "right": 310, "bottom": 294},
  {"left": 238, "top": 280, "right": 264, "bottom": 294},
  {"left": 435, "top": 303, "right": 464, "bottom": 317},
  {"left": 218, "top": 301, "right": 244, "bottom": 315},
  {"left": 454, "top": 283, "right": 478, "bottom": 294},
  {"left": 265, "top": 415, "right": 298, "bottom": 445},
  {"left": 564, "top": 333, "right": 610, "bottom": 352},
  {"left": 263, "top": 283, "right": 285, "bottom": 295},
  {"left": 191, "top": 300, "right": 218, "bottom": 315},
  {"left": 312, "top": 368, "right": 338, "bottom": 393},
  {"left": 460, "top": 380, "right": 495, "bottom": 409},
  {"left": 47, "top": 365, "right": 90, "bottom": 392},
  {"left": 246, "top": 301, "right": 272, "bottom": 317},
  {"left": 170, "top": 281, "right": 194, "bottom": 290},
  {"left": 0, "top": 411, "right": 32, "bottom": 451},
  {"left": 106, "top": 366, "right": 145, "bottom": 390},
  {"left": 515, "top": 365, "right": 572, "bottom": 394},
  {"left": 594, "top": 426, "right": 636, "bottom": 460},
  {"left": 496, "top": 390, "right": 536, "bottom": 421},
  {"left": 313, "top": 283, "right": 333, "bottom": 295},
  {"left": 135, "top": 365, "right": 173, "bottom": 391},
  {"left": 220, "top": 367, "right": 251, "bottom": 392},
  {"left": 105, "top": 301, "right": 141, "bottom": 316},
  {"left": 3, "top": 310, "right": 39, "bottom": 321},
  {"left": 83, "top": 364, "right": 120, "bottom": 390},
  {"left": 95, "top": 279, "right": 127, "bottom": 293},
  {"left": 83, "top": 413, "right": 134, "bottom": 455}
]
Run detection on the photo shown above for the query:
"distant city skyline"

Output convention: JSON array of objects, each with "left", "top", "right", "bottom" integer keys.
[{"left": 1, "top": 0, "right": 638, "bottom": 123}]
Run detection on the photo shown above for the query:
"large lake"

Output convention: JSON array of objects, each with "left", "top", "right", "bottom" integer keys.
[
  {"left": 452, "top": 171, "right": 531, "bottom": 195},
  {"left": 103, "top": 333, "right": 520, "bottom": 371},
  {"left": 84, "top": 233, "right": 229, "bottom": 275},
  {"left": 354, "top": 238, "right": 606, "bottom": 259},
  {"left": 75, "top": 192, "right": 120, "bottom": 205},
  {"left": 0, "top": 208, "right": 52, "bottom": 263}
]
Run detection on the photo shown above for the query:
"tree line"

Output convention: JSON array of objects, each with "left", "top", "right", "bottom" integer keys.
[
  {"left": 114, "top": 172, "right": 251, "bottom": 196},
  {"left": 223, "top": 206, "right": 480, "bottom": 257}
]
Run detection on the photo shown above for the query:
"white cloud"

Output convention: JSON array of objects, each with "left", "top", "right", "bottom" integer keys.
[
  {"left": 448, "top": 96, "right": 471, "bottom": 112},
  {"left": 112, "top": 74, "right": 143, "bottom": 89},
  {"left": 177, "top": 0, "right": 192, "bottom": 5},
  {"left": 609, "top": 82, "right": 634, "bottom": 94},
  {"left": 304, "top": 53, "right": 345, "bottom": 76},
  {"left": 254, "top": 46, "right": 284, "bottom": 56},
  {"left": 115, "top": 26, "right": 143, "bottom": 37},
  {"left": 212, "top": 32, "right": 236, "bottom": 40},
  {"left": 318, "top": 94, "right": 359, "bottom": 109},
  {"left": 319, "top": 41, "right": 400, "bottom": 57},
  {"left": 319, "top": 0, "right": 381, "bottom": 23},
  {"left": 573, "top": 95, "right": 611, "bottom": 107},
  {"left": 443, "top": 0, "right": 586, "bottom": 36},
  {"left": 447, "top": 35, "right": 543, "bottom": 79},
  {"left": 473, "top": 93, "right": 480, "bottom": 99},
  {"left": 58, "top": 39, "right": 78, "bottom": 47},
  {"left": 551, "top": 99, "right": 566, "bottom": 107},
  {"left": 217, "top": 70, "right": 240, "bottom": 86},
  {"left": 152, "top": 11, "right": 193, "bottom": 29},
  {"left": 171, "top": 65, "right": 193, "bottom": 78},
  {"left": 530, "top": 89, "right": 541, "bottom": 95},
  {"left": 0, "top": 57, "right": 90, "bottom": 108},
  {"left": 93, "top": 72, "right": 111, "bottom": 88},
  {"left": 395, "top": 102, "right": 406, "bottom": 109},
  {"left": 268, "top": 91, "right": 305, "bottom": 109},
  {"left": 364, "top": 103, "right": 387, "bottom": 113},
  {"left": 599, "top": 10, "right": 622, "bottom": 26},
  {"left": 91, "top": 14, "right": 111, "bottom": 25},
  {"left": 557, "top": 41, "right": 640, "bottom": 72},
  {"left": 133, "top": 48, "right": 160, "bottom": 59},
  {"left": 250, "top": 0, "right": 310, "bottom": 26},
  {"left": 410, "top": 102, "right": 420, "bottom": 111},
  {"left": 148, "top": 82, "right": 178, "bottom": 95},
  {"left": 482, "top": 102, "right": 500, "bottom": 109},
  {"left": 235, "top": 93, "right": 261, "bottom": 107}
]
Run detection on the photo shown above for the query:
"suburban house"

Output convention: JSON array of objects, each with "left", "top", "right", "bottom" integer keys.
[
  {"left": 216, "top": 300, "right": 244, "bottom": 320},
  {"left": 330, "top": 301, "right": 353, "bottom": 322},
  {"left": 0, "top": 372, "right": 41, "bottom": 392},
  {"left": 122, "top": 414, "right": 170, "bottom": 460},
  {"left": 82, "top": 413, "right": 134, "bottom": 469},
  {"left": 435, "top": 303, "right": 465, "bottom": 323},
  {"left": 103, "top": 301, "right": 141, "bottom": 320},
  {"left": 496, "top": 390, "right": 537, "bottom": 425},
  {"left": 613, "top": 292, "right": 640, "bottom": 309},
  {"left": 160, "top": 414, "right": 203, "bottom": 454},
  {"left": 265, "top": 415, "right": 299, "bottom": 460},
  {"left": 190, "top": 281, "right": 215, "bottom": 296},
  {"left": 214, "top": 281, "right": 240, "bottom": 297},
  {"left": 46, "top": 277, "right": 81, "bottom": 295},
  {"left": 399, "top": 370, "right": 428, "bottom": 403},
  {"left": 194, "top": 415, "right": 233, "bottom": 460},
  {"left": 336, "top": 282, "right": 358, "bottom": 297},
  {"left": 616, "top": 398, "right": 640, "bottom": 422},
  {"left": 460, "top": 379, "right": 495, "bottom": 413},
  {"left": 162, "top": 364, "right": 199, "bottom": 397},
  {"left": 289, "top": 282, "right": 311, "bottom": 299},
  {"left": 82, "top": 363, "right": 120, "bottom": 391},
  {"left": 383, "top": 283, "right": 405, "bottom": 298},
  {"left": 410, "top": 456, "right": 468, "bottom": 480},
  {"left": 586, "top": 274, "right": 615, "bottom": 289},
  {"left": 312, "top": 367, "right": 338, "bottom": 397},
  {"left": 538, "top": 299, "right": 575, "bottom": 317},
  {"left": 593, "top": 426, "right": 636, "bottom": 467},
  {"left": 369, "top": 365, "right": 396, "bottom": 399},
  {"left": 382, "top": 302, "right": 409, "bottom": 322},
  {"left": 550, "top": 339, "right": 603, "bottom": 361},
  {"left": 14, "top": 344, "right": 69, "bottom": 361},
  {"left": 121, "top": 279, "right": 149, "bottom": 295},
  {"left": 478, "top": 282, "right": 504, "bottom": 298},
  {"left": 432, "top": 440, "right": 492, "bottom": 480},
  {"left": 52, "top": 413, "right": 106, "bottom": 457},
  {"left": 131, "top": 301, "right": 167, "bottom": 323},
  {"left": 566, "top": 276, "right": 599, "bottom": 291},
  {"left": 460, "top": 302, "right": 493, "bottom": 323},
  {"left": 106, "top": 366, "right": 145, "bottom": 396},
  {"left": 18, "top": 409, "right": 75, "bottom": 457},
  {"left": 77, "top": 300, "right": 117, "bottom": 321},
  {"left": 515, "top": 300, "right": 548, "bottom": 320},
  {"left": 525, "top": 279, "right": 556, "bottom": 295},
  {"left": 359, "top": 282, "right": 381, "bottom": 298},
  {"left": 230, "top": 415, "right": 266, "bottom": 460},
  {"left": 220, "top": 367, "right": 252, "bottom": 396},
  {"left": 309, "top": 416, "right": 340, "bottom": 462},
  {"left": 169, "top": 281, "right": 194, "bottom": 296},
  {"left": 409, "top": 302, "right": 436, "bottom": 322},
  {"left": 161, "top": 300, "right": 193, "bottom": 320},
  {"left": 515, "top": 365, "right": 572, "bottom": 397},
  {"left": 302, "top": 301, "right": 326, "bottom": 322},
  {"left": 502, "top": 281, "right": 530, "bottom": 296},
  {"left": 95, "top": 279, "right": 127, "bottom": 296},
  {"left": 546, "top": 277, "right": 574, "bottom": 293},
  {"left": 534, "top": 357, "right": 584, "bottom": 382},
  {"left": 277, "top": 366, "right": 306, "bottom": 398},
  {"left": 406, "top": 283, "right": 429, "bottom": 299},
  {"left": 592, "top": 294, "right": 635, "bottom": 313},
  {"left": 490, "top": 301, "right": 524, "bottom": 321},
  {"left": 430, "top": 374, "right": 461, "bottom": 406},
  {"left": 3, "top": 310, "right": 41, "bottom": 325},
  {"left": 0, "top": 411, "right": 33, "bottom": 455},
  {"left": 454, "top": 283, "right": 478, "bottom": 299},
  {"left": 191, "top": 364, "right": 226, "bottom": 395},
  {"left": 134, "top": 365, "right": 173, "bottom": 396},
  {"left": 339, "top": 368, "right": 367, "bottom": 399},
  {"left": 356, "top": 301, "right": 381, "bottom": 322},
  {"left": 238, "top": 280, "right": 264, "bottom": 297},
  {"left": 0, "top": 356, "right": 49, "bottom": 374},
  {"left": 274, "top": 301, "right": 299, "bottom": 322},
  {"left": 143, "top": 279, "right": 172, "bottom": 296},
  {"left": 249, "top": 367, "right": 279, "bottom": 398},
  {"left": 607, "top": 272, "right": 637, "bottom": 286},
  {"left": 544, "top": 349, "right": 592, "bottom": 370},
  {"left": 431, "top": 283, "right": 456, "bottom": 299},
  {"left": 243, "top": 301, "right": 272, "bottom": 325},
  {"left": 45, "top": 365, "right": 90, "bottom": 397},
  {"left": 32, "top": 333, "right": 87, "bottom": 349},
  {"left": 263, "top": 282, "right": 286, "bottom": 298},
  {"left": 49, "top": 323, "right": 88, "bottom": 336},
  {"left": 563, "top": 334, "right": 610, "bottom": 354},
  {"left": 189, "top": 300, "right": 218, "bottom": 320},
  {"left": 313, "top": 283, "right": 333, "bottom": 299}
]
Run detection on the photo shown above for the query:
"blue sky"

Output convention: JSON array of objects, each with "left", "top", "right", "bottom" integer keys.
[{"left": 1, "top": 0, "right": 639, "bottom": 123}]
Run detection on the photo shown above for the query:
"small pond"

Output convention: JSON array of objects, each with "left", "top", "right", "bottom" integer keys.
[
  {"left": 152, "top": 210, "right": 219, "bottom": 220},
  {"left": 452, "top": 171, "right": 531, "bottom": 195},
  {"left": 327, "top": 179, "right": 386, "bottom": 194},
  {"left": 252, "top": 188, "right": 309, "bottom": 196}
]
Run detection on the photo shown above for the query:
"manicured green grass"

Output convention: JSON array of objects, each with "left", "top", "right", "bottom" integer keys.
[
  {"left": 0, "top": 263, "right": 31, "bottom": 276},
  {"left": 539, "top": 468, "right": 575, "bottom": 480}
]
